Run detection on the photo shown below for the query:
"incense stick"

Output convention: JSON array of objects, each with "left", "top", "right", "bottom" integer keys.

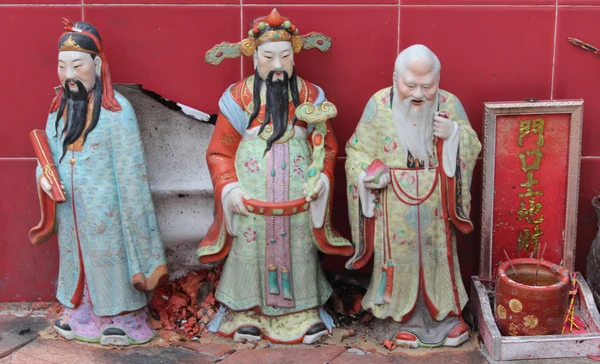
[
  {"left": 504, "top": 249, "right": 519, "bottom": 278},
  {"left": 534, "top": 243, "right": 548, "bottom": 286}
]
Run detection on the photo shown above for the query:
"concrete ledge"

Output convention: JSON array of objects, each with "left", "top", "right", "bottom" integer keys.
[
  {"left": 0, "top": 316, "right": 48, "bottom": 359},
  {"left": 114, "top": 85, "right": 216, "bottom": 278}
]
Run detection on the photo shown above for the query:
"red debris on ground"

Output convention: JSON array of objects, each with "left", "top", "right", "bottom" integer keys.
[
  {"left": 360, "top": 313, "right": 374, "bottom": 324},
  {"left": 47, "top": 302, "right": 63, "bottom": 317},
  {"left": 148, "top": 267, "right": 221, "bottom": 340},
  {"left": 31, "top": 302, "right": 52, "bottom": 310},
  {"left": 383, "top": 340, "right": 397, "bottom": 351},
  {"left": 349, "top": 295, "right": 363, "bottom": 316},
  {"left": 326, "top": 278, "right": 368, "bottom": 327}
]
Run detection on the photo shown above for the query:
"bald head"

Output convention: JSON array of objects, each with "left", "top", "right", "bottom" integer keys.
[
  {"left": 393, "top": 45, "right": 440, "bottom": 107},
  {"left": 394, "top": 44, "right": 441, "bottom": 78}
]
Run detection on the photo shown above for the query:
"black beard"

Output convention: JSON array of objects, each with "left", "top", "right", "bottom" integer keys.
[
  {"left": 248, "top": 68, "right": 301, "bottom": 154},
  {"left": 56, "top": 76, "right": 103, "bottom": 162},
  {"left": 258, "top": 69, "right": 290, "bottom": 154}
]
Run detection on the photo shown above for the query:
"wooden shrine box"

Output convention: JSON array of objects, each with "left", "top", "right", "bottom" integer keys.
[{"left": 470, "top": 99, "right": 600, "bottom": 361}]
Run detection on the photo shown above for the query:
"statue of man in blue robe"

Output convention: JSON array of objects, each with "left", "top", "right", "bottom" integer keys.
[{"left": 31, "top": 19, "right": 168, "bottom": 346}]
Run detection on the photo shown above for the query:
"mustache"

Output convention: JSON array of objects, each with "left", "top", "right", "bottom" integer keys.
[
  {"left": 63, "top": 79, "right": 88, "bottom": 100},
  {"left": 265, "top": 69, "right": 289, "bottom": 85},
  {"left": 399, "top": 97, "right": 431, "bottom": 109}
]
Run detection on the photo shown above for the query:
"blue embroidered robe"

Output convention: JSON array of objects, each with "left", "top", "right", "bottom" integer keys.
[{"left": 36, "top": 91, "right": 167, "bottom": 316}]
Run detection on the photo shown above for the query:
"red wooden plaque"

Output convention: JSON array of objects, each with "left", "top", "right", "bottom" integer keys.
[{"left": 480, "top": 100, "right": 583, "bottom": 280}]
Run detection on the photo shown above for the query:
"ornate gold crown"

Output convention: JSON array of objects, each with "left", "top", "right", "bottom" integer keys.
[
  {"left": 206, "top": 8, "right": 332, "bottom": 66},
  {"left": 58, "top": 33, "right": 98, "bottom": 55},
  {"left": 248, "top": 9, "right": 298, "bottom": 49}
]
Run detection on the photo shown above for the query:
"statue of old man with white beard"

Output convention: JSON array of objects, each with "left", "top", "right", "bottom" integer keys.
[{"left": 345, "top": 44, "right": 481, "bottom": 348}]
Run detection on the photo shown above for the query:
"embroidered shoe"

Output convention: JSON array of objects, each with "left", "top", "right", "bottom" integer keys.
[
  {"left": 53, "top": 318, "right": 75, "bottom": 340},
  {"left": 233, "top": 326, "right": 261, "bottom": 342},
  {"left": 443, "top": 323, "right": 469, "bottom": 347},
  {"left": 303, "top": 323, "right": 328, "bottom": 344},
  {"left": 394, "top": 331, "right": 419, "bottom": 348}
]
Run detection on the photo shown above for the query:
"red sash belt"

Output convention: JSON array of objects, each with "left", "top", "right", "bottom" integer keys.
[{"left": 243, "top": 197, "right": 309, "bottom": 216}]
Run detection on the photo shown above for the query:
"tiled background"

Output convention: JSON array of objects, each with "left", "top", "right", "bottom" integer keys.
[{"left": 1, "top": 1, "right": 599, "bottom": 302}]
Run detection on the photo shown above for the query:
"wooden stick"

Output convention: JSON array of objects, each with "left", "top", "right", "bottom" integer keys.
[
  {"left": 569, "top": 317, "right": 580, "bottom": 330},
  {"left": 562, "top": 274, "right": 579, "bottom": 334},
  {"left": 570, "top": 276, "right": 579, "bottom": 332},
  {"left": 504, "top": 249, "right": 520, "bottom": 278},
  {"left": 534, "top": 243, "right": 548, "bottom": 286},
  {"left": 541, "top": 242, "right": 548, "bottom": 259}
]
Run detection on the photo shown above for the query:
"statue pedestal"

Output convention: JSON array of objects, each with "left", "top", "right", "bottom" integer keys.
[{"left": 471, "top": 273, "right": 600, "bottom": 361}]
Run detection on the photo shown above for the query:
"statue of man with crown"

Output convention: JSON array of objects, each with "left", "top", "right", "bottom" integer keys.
[
  {"left": 199, "top": 8, "right": 354, "bottom": 344},
  {"left": 29, "top": 19, "right": 168, "bottom": 346}
]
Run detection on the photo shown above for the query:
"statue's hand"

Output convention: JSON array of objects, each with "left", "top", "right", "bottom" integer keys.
[
  {"left": 228, "top": 187, "right": 250, "bottom": 216},
  {"left": 363, "top": 173, "right": 391, "bottom": 190},
  {"left": 433, "top": 112, "right": 456, "bottom": 140},
  {"left": 302, "top": 178, "right": 326, "bottom": 202},
  {"left": 40, "top": 175, "right": 64, "bottom": 200}
]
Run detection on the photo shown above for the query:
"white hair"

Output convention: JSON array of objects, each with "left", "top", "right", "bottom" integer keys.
[
  {"left": 391, "top": 45, "right": 441, "bottom": 170},
  {"left": 393, "top": 44, "right": 441, "bottom": 78}
]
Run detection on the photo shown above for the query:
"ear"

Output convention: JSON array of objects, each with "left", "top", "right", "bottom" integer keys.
[
  {"left": 393, "top": 71, "right": 397, "bottom": 86},
  {"left": 94, "top": 56, "right": 102, "bottom": 77},
  {"left": 253, "top": 52, "right": 258, "bottom": 70}
]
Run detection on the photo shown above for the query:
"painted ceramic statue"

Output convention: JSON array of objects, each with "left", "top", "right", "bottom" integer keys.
[
  {"left": 199, "top": 9, "right": 353, "bottom": 344},
  {"left": 29, "top": 19, "right": 168, "bottom": 346},
  {"left": 345, "top": 45, "right": 481, "bottom": 348}
]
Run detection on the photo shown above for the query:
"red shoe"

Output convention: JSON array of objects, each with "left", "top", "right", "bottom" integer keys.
[
  {"left": 394, "top": 331, "right": 419, "bottom": 348},
  {"left": 444, "top": 323, "right": 469, "bottom": 347}
]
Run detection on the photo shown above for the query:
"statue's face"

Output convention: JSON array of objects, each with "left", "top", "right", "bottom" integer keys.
[
  {"left": 58, "top": 51, "right": 101, "bottom": 93},
  {"left": 395, "top": 59, "right": 439, "bottom": 107},
  {"left": 254, "top": 41, "right": 294, "bottom": 81}
]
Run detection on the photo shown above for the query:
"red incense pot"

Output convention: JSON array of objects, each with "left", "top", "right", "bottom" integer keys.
[{"left": 494, "top": 258, "right": 570, "bottom": 336}]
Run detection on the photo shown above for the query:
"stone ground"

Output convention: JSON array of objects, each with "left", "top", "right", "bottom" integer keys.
[{"left": 1, "top": 314, "right": 600, "bottom": 364}]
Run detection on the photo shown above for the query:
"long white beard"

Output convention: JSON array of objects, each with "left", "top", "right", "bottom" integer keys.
[{"left": 392, "top": 92, "right": 438, "bottom": 168}]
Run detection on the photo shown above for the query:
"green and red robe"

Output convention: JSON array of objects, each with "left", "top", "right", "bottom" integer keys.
[
  {"left": 345, "top": 87, "right": 481, "bottom": 327},
  {"left": 198, "top": 75, "right": 352, "bottom": 342}
]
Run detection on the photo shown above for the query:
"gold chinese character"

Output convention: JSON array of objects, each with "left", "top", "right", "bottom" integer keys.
[
  {"left": 517, "top": 225, "right": 543, "bottom": 253},
  {"left": 519, "top": 148, "right": 544, "bottom": 172},
  {"left": 518, "top": 172, "right": 544, "bottom": 198},
  {"left": 516, "top": 197, "right": 545, "bottom": 224},
  {"left": 532, "top": 118, "right": 545, "bottom": 147},
  {"left": 518, "top": 120, "right": 531, "bottom": 147},
  {"left": 518, "top": 118, "right": 545, "bottom": 148}
]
